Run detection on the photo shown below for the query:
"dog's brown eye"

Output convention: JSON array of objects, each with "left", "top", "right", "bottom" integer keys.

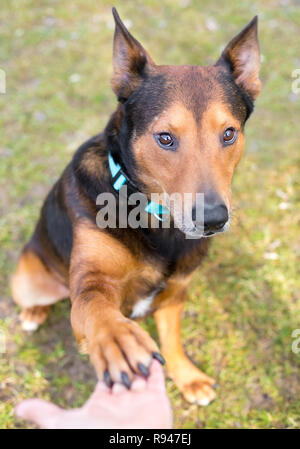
[
  {"left": 159, "top": 133, "right": 172, "bottom": 146},
  {"left": 222, "top": 127, "right": 237, "bottom": 145},
  {"left": 154, "top": 132, "right": 178, "bottom": 150}
]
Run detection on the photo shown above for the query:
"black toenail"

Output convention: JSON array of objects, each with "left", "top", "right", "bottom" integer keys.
[
  {"left": 104, "top": 369, "right": 112, "bottom": 388},
  {"left": 153, "top": 352, "right": 166, "bottom": 365},
  {"left": 137, "top": 362, "right": 149, "bottom": 377},
  {"left": 121, "top": 371, "right": 131, "bottom": 389}
]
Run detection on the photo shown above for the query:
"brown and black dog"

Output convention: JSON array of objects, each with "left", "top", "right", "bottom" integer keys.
[{"left": 11, "top": 8, "right": 261, "bottom": 405}]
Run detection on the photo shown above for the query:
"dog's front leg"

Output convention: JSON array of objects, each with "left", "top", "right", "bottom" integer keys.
[
  {"left": 71, "top": 293, "right": 160, "bottom": 387},
  {"left": 154, "top": 288, "right": 216, "bottom": 405},
  {"left": 69, "top": 224, "right": 160, "bottom": 387}
]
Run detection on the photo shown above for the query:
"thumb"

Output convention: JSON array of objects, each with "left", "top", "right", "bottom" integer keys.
[{"left": 15, "top": 399, "right": 65, "bottom": 428}]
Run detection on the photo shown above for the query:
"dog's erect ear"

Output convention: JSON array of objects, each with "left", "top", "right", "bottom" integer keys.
[
  {"left": 217, "top": 16, "right": 261, "bottom": 100},
  {"left": 111, "top": 7, "right": 154, "bottom": 101}
]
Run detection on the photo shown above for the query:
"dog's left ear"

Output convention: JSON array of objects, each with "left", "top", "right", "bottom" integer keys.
[
  {"left": 217, "top": 16, "right": 261, "bottom": 100},
  {"left": 111, "top": 7, "right": 154, "bottom": 102}
]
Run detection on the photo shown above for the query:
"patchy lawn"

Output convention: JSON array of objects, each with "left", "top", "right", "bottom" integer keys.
[{"left": 0, "top": 0, "right": 299, "bottom": 429}]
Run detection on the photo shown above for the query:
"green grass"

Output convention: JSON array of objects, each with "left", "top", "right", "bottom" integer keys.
[{"left": 1, "top": 0, "right": 300, "bottom": 429}]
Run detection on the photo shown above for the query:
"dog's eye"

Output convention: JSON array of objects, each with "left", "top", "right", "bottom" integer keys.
[
  {"left": 222, "top": 127, "right": 237, "bottom": 145},
  {"left": 159, "top": 134, "right": 172, "bottom": 146},
  {"left": 154, "top": 132, "right": 177, "bottom": 150}
]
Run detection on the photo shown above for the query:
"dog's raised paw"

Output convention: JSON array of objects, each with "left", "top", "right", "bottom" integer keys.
[{"left": 88, "top": 317, "right": 161, "bottom": 388}]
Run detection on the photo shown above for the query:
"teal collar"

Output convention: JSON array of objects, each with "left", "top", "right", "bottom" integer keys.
[{"left": 108, "top": 152, "right": 169, "bottom": 221}]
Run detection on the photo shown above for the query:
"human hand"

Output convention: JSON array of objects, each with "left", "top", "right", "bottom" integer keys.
[{"left": 15, "top": 360, "right": 173, "bottom": 429}]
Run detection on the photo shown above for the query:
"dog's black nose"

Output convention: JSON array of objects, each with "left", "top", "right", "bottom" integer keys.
[
  {"left": 204, "top": 202, "right": 228, "bottom": 232},
  {"left": 192, "top": 192, "right": 228, "bottom": 233}
]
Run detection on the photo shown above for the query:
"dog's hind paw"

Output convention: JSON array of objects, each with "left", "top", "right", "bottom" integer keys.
[
  {"left": 19, "top": 305, "right": 50, "bottom": 332},
  {"left": 181, "top": 380, "right": 216, "bottom": 406}
]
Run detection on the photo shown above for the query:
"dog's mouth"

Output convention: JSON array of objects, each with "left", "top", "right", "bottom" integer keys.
[
  {"left": 202, "top": 227, "right": 225, "bottom": 238},
  {"left": 177, "top": 216, "right": 231, "bottom": 239},
  {"left": 183, "top": 228, "right": 224, "bottom": 239}
]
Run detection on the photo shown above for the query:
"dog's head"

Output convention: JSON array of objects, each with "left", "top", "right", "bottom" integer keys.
[{"left": 110, "top": 8, "right": 261, "bottom": 237}]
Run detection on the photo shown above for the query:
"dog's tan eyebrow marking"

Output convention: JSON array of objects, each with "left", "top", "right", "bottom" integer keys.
[
  {"left": 201, "top": 102, "right": 241, "bottom": 130},
  {"left": 150, "top": 103, "right": 198, "bottom": 135}
]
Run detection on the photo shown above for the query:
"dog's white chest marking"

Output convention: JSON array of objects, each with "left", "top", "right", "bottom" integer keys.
[
  {"left": 131, "top": 295, "right": 155, "bottom": 318},
  {"left": 130, "top": 286, "right": 164, "bottom": 319}
]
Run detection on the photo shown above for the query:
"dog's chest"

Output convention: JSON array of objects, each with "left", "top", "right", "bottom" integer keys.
[
  {"left": 117, "top": 257, "right": 166, "bottom": 319},
  {"left": 130, "top": 285, "right": 163, "bottom": 318}
]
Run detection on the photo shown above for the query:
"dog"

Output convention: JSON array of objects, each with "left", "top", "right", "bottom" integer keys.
[{"left": 11, "top": 8, "right": 261, "bottom": 405}]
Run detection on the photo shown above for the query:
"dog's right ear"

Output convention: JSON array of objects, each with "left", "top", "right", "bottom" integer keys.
[{"left": 111, "top": 7, "right": 154, "bottom": 102}]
